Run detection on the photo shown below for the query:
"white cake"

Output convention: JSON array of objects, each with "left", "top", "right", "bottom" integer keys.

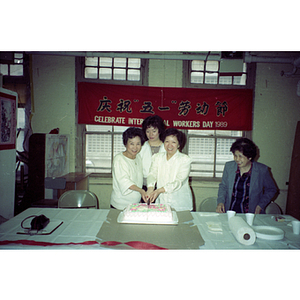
[{"left": 122, "top": 203, "right": 173, "bottom": 223}]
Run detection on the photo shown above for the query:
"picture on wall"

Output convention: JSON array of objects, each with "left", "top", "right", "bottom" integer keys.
[
  {"left": 45, "top": 134, "right": 69, "bottom": 177},
  {"left": 0, "top": 90, "right": 17, "bottom": 151}
]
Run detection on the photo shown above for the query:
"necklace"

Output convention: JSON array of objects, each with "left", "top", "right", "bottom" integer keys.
[{"left": 150, "top": 145, "right": 160, "bottom": 155}]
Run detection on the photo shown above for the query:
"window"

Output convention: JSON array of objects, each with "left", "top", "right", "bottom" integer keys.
[
  {"left": 1, "top": 51, "right": 29, "bottom": 156},
  {"left": 83, "top": 56, "right": 143, "bottom": 82},
  {"left": 187, "top": 130, "right": 244, "bottom": 178},
  {"left": 190, "top": 59, "right": 247, "bottom": 86},
  {"left": 17, "top": 107, "right": 26, "bottom": 153},
  {"left": 1, "top": 52, "right": 30, "bottom": 179},
  {"left": 86, "top": 125, "right": 245, "bottom": 177},
  {"left": 0, "top": 52, "right": 24, "bottom": 76},
  {"left": 183, "top": 56, "right": 252, "bottom": 179},
  {"left": 85, "top": 125, "right": 128, "bottom": 173}
]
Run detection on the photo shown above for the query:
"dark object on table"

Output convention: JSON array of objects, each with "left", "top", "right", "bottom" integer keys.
[
  {"left": 26, "top": 215, "right": 50, "bottom": 231},
  {"left": 30, "top": 215, "right": 50, "bottom": 231},
  {"left": 21, "top": 214, "right": 50, "bottom": 233}
]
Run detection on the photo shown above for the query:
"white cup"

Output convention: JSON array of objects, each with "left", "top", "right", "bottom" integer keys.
[
  {"left": 245, "top": 213, "right": 255, "bottom": 226},
  {"left": 227, "top": 210, "right": 236, "bottom": 221},
  {"left": 292, "top": 220, "right": 300, "bottom": 235}
]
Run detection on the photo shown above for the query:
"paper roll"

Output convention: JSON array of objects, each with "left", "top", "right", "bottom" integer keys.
[{"left": 228, "top": 216, "right": 256, "bottom": 245}]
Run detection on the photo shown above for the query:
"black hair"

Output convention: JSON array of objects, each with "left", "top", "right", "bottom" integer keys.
[
  {"left": 230, "top": 138, "right": 257, "bottom": 160},
  {"left": 162, "top": 128, "right": 186, "bottom": 151},
  {"left": 142, "top": 115, "right": 166, "bottom": 141},
  {"left": 122, "top": 127, "right": 145, "bottom": 146}
]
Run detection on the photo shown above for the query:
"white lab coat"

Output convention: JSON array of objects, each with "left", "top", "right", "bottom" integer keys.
[
  {"left": 110, "top": 152, "right": 143, "bottom": 210},
  {"left": 139, "top": 141, "right": 165, "bottom": 185},
  {"left": 147, "top": 151, "right": 193, "bottom": 211}
]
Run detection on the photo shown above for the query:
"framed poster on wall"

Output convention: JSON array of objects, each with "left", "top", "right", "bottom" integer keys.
[
  {"left": 0, "top": 87, "right": 18, "bottom": 219},
  {"left": 0, "top": 88, "right": 17, "bottom": 151}
]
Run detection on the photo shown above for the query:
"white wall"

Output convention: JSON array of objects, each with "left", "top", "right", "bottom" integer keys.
[
  {"left": 31, "top": 55, "right": 76, "bottom": 172},
  {"left": 0, "top": 150, "right": 16, "bottom": 218},
  {"left": 253, "top": 63, "right": 300, "bottom": 213},
  {"left": 149, "top": 59, "right": 183, "bottom": 87}
]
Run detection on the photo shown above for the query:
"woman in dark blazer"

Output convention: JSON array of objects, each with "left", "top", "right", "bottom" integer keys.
[{"left": 216, "top": 138, "right": 278, "bottom": 214}]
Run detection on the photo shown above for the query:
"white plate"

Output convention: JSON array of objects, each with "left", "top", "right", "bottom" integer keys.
[
  {"left": 117, "top": 211, "right": 178, "bottom": 225},
  {"left": 253, "top": 226, "right": 284, "bottom": 240}
]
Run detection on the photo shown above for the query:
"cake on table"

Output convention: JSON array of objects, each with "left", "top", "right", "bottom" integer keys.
[{"left": 122, "top": 203, "right": 173, "bottom": 223}]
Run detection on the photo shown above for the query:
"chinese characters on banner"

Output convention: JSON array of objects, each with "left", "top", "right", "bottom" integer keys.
[
  {"left": 78, "top": 82, "right": 253, "bottom": 130},
  {"left": 0, "top": 91, "right": 17, "bottom": 151}
]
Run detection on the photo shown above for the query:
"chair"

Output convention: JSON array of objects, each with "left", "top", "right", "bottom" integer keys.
[
  {"left": 58, "top": 190, "right": 99, "bottom": 209},
  {"left": 199, "top": 197, "right": 218, "bottom": 212},
  {"left": 265, "top": 201, "right": 282, "bottom": 214}
]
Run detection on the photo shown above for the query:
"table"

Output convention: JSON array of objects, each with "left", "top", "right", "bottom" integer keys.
[
  {"left": 193, "top": 212, "right": 300, "bottom": 249},
  {"left": 56, "top": 172, "right": 91, "bottom": 199},
  {"left": 0, "top": 208, "right": 300, "bottom": 249},
  {"left": 0, "top": 207, "right": 109, "bottom": 249}
]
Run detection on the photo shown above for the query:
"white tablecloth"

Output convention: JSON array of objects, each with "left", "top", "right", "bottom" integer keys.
[
  {"left": 192, "top": 212, "right": 300, "bottom": 249},
  {"left": 0, "top": 207, "right": 299, "bottom": 249},
  {"left": 0, "top": 207, "right": 110, "bottom": 249}
]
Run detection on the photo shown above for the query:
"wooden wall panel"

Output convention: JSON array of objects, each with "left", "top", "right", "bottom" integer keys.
[{"left": 286, "top": 121, "right": 300, "bottom": 219}]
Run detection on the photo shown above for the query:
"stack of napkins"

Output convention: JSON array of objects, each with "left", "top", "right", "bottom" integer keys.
[{"left": 206, "top": 221, "right": 223, "bottom": 233}]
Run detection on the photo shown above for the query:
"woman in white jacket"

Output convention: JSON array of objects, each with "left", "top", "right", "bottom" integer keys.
[
  {"left": 110, "top": 127, "right": 147, "bottom": 209},
  {"left": 146, "top": 128, "right": 193, "bottom": 211},
  {"left": 139, "top": 115, "right": 166, "bottom": 190}
]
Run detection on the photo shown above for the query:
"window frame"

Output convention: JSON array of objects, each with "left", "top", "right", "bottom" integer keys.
[
  {"left": 76, "top": 56, "right": 149, "bottom": 86},
  {"left": 85, "top": 125, "right": 128, "bottom": 174},
  {"left": 0, "top": 52, "right": 30, "bottom": 83},
  {"left": 182, "top": 59, "right": 256, "bottom": 89}
]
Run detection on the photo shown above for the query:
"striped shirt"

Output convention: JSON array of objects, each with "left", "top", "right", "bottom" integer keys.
[{"left": 230, "top": 164, "right": 252, "bottom": 213}]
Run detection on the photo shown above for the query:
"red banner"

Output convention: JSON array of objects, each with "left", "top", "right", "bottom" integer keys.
[{"left": 78, "top": 82, "right": 253, "bottom": 130}]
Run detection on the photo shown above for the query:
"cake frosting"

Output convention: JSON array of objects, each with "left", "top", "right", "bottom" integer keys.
[{"left": 123, "top": 203, "right": 173, "bottom": 223}]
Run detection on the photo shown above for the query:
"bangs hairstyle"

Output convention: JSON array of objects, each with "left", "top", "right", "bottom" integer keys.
[
  {"left": 163, "top": 128, "right": 186, "bottom": 151},
  {"left": 230, "top": 138, "right": 257, "bottom": 160},
  {"left": 142, "top": 115, "right": 166, "bottom": 140},
  {"left": 122, "top": 127, "right": 145, "bottom": 146}
]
